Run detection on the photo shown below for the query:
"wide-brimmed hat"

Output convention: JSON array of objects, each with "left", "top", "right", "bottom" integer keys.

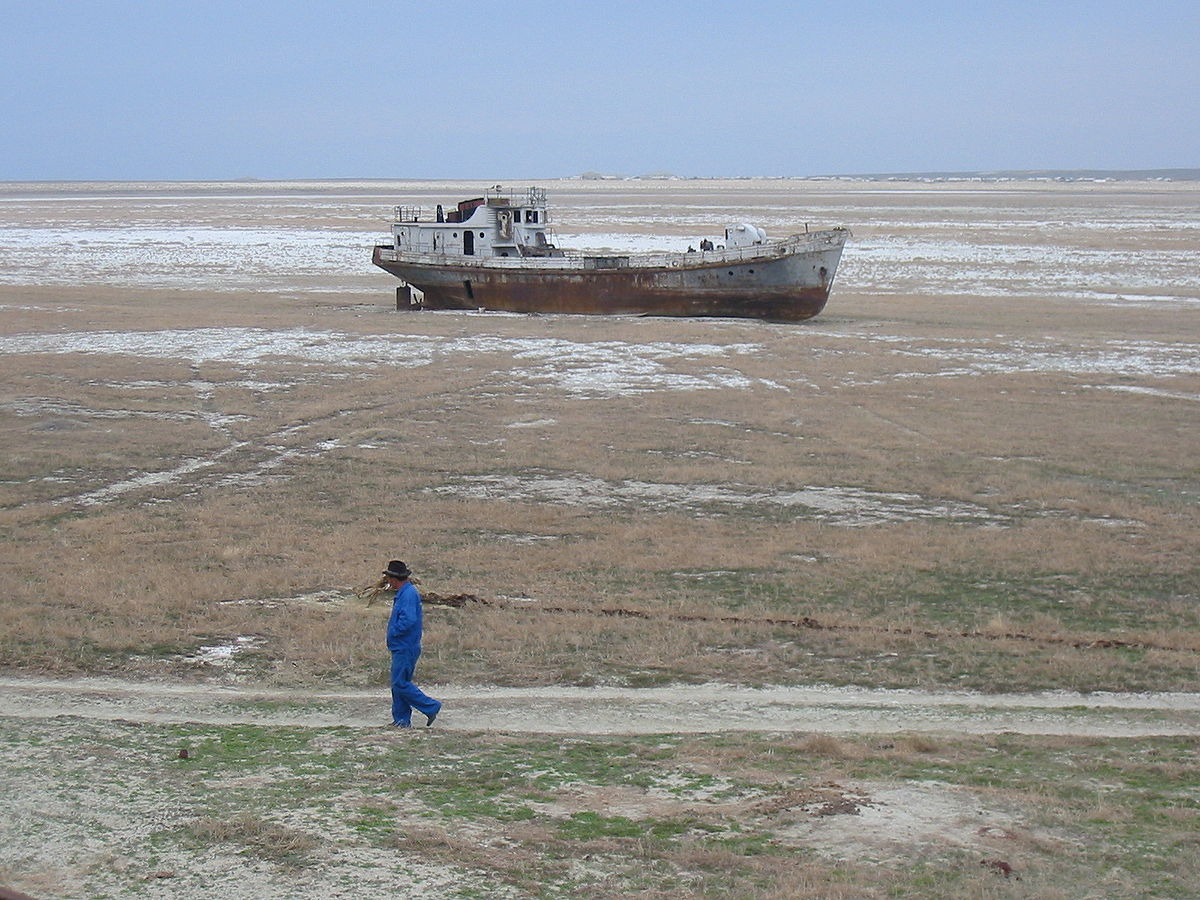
[{"left": 383, "top": 560, "right": 412, "bottom": 580}]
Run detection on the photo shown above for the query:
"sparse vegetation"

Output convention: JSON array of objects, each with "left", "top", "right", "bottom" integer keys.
[
  {"left": 2, "top": 715, "right": 1197, "bottom": 898},
  {"left": 1, "top": 178, "right": 1197, "bottom": 898}
]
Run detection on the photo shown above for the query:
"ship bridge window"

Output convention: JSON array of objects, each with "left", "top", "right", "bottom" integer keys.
[{"left": 525, "top": 210, "right": 539, "bottom": 223}]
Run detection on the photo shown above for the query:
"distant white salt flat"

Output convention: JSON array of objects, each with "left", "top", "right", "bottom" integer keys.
[
  {"left": 3, "top": 218, "right": 1195, "bottom": 304},
  {"left": 560, "top": 212, "right": 811, "bottom": 234},
  {"left": 565, "top": 199, "right": 1200, "bottom": 238},
  {"left": 845, "top": 216, "right": 1200, "bottom": 232},
  {"left": 428, "top": 473, "right": 1004, "bottom": 527},
  {"left": 844, "top": 237, "right": 1200, "bottom": 301},
  {"left": 0, "top": 226, "right": 381, "bottom": 290},
  {"left": 0, "top": 327, "right": 765, "bottom": 398}
]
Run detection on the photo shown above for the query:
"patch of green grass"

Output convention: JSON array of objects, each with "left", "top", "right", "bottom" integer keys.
[
  {"left": 349, "top": 803, "right": 395, "bottom": 836},
  {"left": 419, "top": 782, "right": 537, "bottom": 822},
  {"left": 705, "top": 828, "right": 782, "bottom": 857},
  {"left": 558, "top": 811, "right": 644, "bottom": 839},
  {"left": 173, "top": 723, "right": 318, "bottom": 767}
]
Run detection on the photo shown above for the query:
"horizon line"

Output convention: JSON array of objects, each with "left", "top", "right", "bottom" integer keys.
[{"left": 2, "top": 167, "right": 1199, "bottom": 186}]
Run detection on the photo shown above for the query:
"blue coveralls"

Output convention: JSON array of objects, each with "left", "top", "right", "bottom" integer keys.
[{"left": 387, "top": 580, "right": 441, "bottom": 726}]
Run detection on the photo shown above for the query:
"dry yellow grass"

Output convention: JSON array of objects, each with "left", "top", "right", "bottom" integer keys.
[{"left": 0, "top": 180, "right": 1196, "bottom": 693}]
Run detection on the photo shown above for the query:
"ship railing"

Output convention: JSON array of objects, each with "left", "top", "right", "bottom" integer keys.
[
  {"left": 375, "top": 227, "right": 848, "bottom": 269},
  {"left": 483, "top": 185, "right": 546, "bottom": 207},
  {"left": 393, "top": 205, "right": 424, "bottom": 222},
  {"left": 388, "top": 186, "right": 547, "bottom": 213}
]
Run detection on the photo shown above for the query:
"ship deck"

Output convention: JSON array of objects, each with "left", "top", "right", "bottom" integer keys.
[{"left": 374, "top": 228, "right": 848, "bottom": 272}]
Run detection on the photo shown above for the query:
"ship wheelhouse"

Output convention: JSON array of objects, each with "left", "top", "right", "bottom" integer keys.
[{"left": 390, "top": 186, "right": 559, "bottom": 259}]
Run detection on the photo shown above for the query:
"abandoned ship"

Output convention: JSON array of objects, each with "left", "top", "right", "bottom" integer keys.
[{"left": 371, "top": 186, "right": 849, "bottom": 321}]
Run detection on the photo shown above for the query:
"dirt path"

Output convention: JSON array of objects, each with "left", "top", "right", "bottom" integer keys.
[{"left": 3, "top": 675, "right": 1199, "bottom": 737}]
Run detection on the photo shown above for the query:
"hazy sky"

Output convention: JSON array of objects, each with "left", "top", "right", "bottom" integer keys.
[{"left": 2, "top": 0, "right": 1196, "bottom": 180}]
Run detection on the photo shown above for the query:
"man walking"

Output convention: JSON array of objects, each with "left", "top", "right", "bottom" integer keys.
[{"left": 382, "top": 560, "right": 442, "bottom": 728}]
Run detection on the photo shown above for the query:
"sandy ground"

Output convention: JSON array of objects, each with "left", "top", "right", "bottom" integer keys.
[{"left": 3, "top": 675, "right": 1198, "bottom": 737}]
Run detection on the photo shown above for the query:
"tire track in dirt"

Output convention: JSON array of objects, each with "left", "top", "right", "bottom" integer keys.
[
  {"left": 422, "top": 593, "right": 1200, "bottom": 656},
  {"left": 2, "top": 676, "right": 1198, "bottom": 737},
  {"left": 13, "top": 377, "right": 514, "bottom": 518}
]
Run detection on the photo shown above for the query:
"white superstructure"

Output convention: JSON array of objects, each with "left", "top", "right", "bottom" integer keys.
[{"left": 390, "top": 186, "right": 559, "bottom": 259}]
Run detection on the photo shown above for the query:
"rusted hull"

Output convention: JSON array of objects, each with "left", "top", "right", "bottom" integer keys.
[{"left": 372, "top": 230, "right": 847, "bottom": 322}]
